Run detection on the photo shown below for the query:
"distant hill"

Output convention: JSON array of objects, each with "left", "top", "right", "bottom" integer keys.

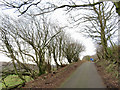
[
  {"left": 0, "top": 61, "right": 39, "bottom": 72},
  {"left": 0, "top": 62, "right": 56, "bottom": 72}
]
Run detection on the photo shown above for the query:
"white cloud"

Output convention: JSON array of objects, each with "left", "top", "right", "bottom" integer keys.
[
  {"left": 0, "top": 53, "right": 11, "bottom": 62},
  {"left": 66, "top": 29, "right": 96, "bottom": 60}
]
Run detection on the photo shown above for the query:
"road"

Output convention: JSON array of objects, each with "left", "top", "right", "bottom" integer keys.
[{"left": 59, "top": 62, "right": 106, "bottom": 88}]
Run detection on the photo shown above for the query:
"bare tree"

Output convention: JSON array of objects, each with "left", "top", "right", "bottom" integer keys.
[
  {"left": 0, "top": 0, "right": 119, "bottom": 16},
  {"left": 47, "top": 25, "right": 63, "bottom": 69},
  {"left": 81, "top": 2, "right": 118, "bottom": 60},
  {"left": 64, "top": 1, "right": 118, "bottom": 60},
  {"left": 0, "top": 14, "right": 61, "bottom": 79},
  {"left": 62, "top": 36, "right": 85, "bottom": 63}
]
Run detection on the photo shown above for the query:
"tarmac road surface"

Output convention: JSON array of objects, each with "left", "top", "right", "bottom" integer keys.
[{"left": 59, "top": 61, "right": 106, "bottom": 88}]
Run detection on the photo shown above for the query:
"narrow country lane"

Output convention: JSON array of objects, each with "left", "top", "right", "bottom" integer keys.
[{"left": 59, "top": 62, "right": 106, "bottom": 88}]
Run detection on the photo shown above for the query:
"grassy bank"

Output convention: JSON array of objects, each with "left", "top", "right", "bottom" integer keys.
[
  {"left": 1, "top": 75, "right": 33, "bottom": 89},
  {"left": 95, "top": 60, "right": 118, "bottom": 88},
  {"left": 96, "top": 60, "right": 118, "bottom": 79}
]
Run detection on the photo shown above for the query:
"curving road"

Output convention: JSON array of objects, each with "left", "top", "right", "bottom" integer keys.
[{"left": 59, "top": 62, "right": 106, "bottom": 88}]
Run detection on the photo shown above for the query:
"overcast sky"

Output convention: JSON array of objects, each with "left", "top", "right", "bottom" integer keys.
[
  {"left": 2, "top": 0, "right": 118, "bottom": 62},
  {"left": 0, "top": 6, "right": 97, "bottom": 63}
]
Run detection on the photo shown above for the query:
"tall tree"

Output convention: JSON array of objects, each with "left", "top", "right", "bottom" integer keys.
[
  {"left": 84, "top": 2, "right": 118, "bottom": 60},
  {"left": 68, "top": 1, "right": 118, "bottom": 60},
  {"left": 0, "top": 14, "right": 61, "bottom": 77}
]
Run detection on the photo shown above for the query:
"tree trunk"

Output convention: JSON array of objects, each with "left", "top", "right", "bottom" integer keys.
[{"left": 101, "top": 29, "right": 108, "bottom": 60}]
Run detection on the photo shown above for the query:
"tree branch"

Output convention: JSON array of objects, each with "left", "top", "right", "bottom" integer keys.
[{"left": 54, "top": 2, "right": 102, "bottom": 10}]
